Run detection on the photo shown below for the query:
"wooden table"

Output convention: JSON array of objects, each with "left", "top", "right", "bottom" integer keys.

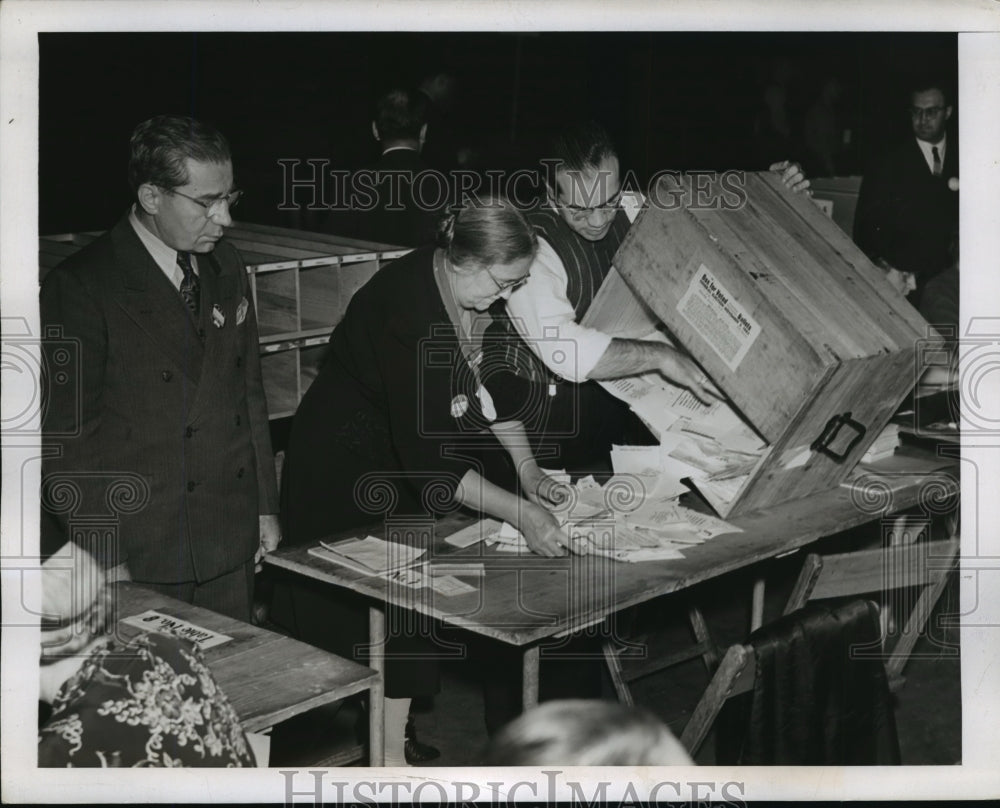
[
  {"left": 266, "top": 447, "right": 959, "bottom": 761},
  {"left": 113, "top": 582, "right": 384, "bottom": 765}
]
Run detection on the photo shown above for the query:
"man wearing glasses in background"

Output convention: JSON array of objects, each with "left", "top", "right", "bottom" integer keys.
[
  {"left": 854, "top": 78, "right": 959, "bottom": 307},
  {"left": 484, "top": 120, "right": 807, "bottom": 480},
  {"left": 477, "top": 121, "right": 807, "bottom": 736},
  {"left": 40, "top": 115, "right": 280, "bottom": 621}
]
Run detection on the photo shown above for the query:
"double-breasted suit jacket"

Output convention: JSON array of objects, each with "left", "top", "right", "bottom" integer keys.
[{"left": 40, "top": 214, "right": 278, "bottom": 584}]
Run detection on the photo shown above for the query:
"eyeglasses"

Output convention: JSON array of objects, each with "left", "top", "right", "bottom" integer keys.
[
  {"left": 164, "top": 187, "right": 243, "bottom": 216},
  {"left": 909, "top": 105, "right": 945, "bottom": 120},
  {"left": 485, "top": 265, "right": 530, "bottom": 293},
  {"left": 555, "top": 187, "right": 625, "bottom": 221}
]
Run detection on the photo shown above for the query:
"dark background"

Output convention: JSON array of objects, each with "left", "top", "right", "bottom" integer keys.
[{"left": 39, "top": 31, "right": 956, "bottom": 234}]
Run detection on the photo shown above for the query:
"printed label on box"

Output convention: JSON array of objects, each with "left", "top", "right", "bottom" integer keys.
[
  {"left": 677, "top": 264, "right": 761, "bottom": 371},
  {"left": 120, "top": 610, "right": 233, "bottom": 650}
]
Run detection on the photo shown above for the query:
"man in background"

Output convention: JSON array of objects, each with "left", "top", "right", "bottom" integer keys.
[
  {"left": 479, "top": 120, "right": 807, "bottom": 734},
  {"left": 343, "top": 87, "right": 444, "bottom": 247},
  {"left": 854, "top": 78, "right": 959, "bottom": 306},
  {"left": 485, "top": 120, "right": 805, "bottom": 476}
]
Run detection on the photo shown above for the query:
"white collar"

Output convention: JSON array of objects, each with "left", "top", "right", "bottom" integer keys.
[{"left": 128, "top": 205, "right": 197, "bottom": 287}]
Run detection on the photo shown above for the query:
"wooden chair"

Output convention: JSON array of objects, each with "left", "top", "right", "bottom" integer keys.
[
  {"left": 603, "top": 604, "right": 720, "bottom": 707},
  {"left": 680, "top": 535, "right": 960, "bottom": 757}
]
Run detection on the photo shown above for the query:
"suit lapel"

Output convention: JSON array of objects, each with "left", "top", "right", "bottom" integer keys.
[{"left": 109, "top": 217, "right": 205, "bottom": 383}]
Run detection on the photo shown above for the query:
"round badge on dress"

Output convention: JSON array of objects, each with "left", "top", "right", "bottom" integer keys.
[{"left": 450, "top": 394, "right": 469, "bottom": 418}]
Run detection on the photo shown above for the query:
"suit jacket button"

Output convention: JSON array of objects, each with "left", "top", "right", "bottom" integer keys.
[
  {"left": 235, "top": 414, "right": 241, "bottom": 426},
  {"left": 237, "top": 467, "right": 245, "bottom": 478},
  {"left": 162, "top": 371, "right": 173, "bottom": 381},
  {"left": 187, "top": 481, "right": 197, "bottom": 492},
  {"left": 185, "top": 427, "right": 194, "bottom": 438}
]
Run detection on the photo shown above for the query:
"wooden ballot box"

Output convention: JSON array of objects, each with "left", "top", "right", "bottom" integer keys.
[
  {"left": 583, "top": 171, "right": 936, "bottom": 518},
  {"left": 39, "top": 222, "right": 410, "bottom": 419}
]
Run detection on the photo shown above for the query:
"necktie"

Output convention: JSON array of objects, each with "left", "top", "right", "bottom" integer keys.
[
  {"left": 931, "top": 146, "right": 942, "bottom": 177},
  {"left": 177, "top": 251, "right": 200, "bottom": 317}
]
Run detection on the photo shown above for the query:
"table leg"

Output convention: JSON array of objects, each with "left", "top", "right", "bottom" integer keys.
[
  {"left": 522, "top": 646, "right": 540, "bottom": 711},
  {"left": 368, "top": 605, "right": 385, "bottom": 767}
]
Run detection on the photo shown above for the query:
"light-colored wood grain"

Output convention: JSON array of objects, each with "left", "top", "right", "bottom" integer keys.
[
  {"left": 299, "top": 265, "right": 342, "bottom": 331},
  {"left": 254, "top": 268, "right": 299, "bottom": 336},
  {"left": 598, "top": 171, "right": 934, "bottom": 517},
  {"left": 260, "top": 350, "right": 299, "bottom": 420},
  {"left": 114, "top": 583, "right": 379, "bottom": 734},
  {"left": 233, "top": 220, "right": 401, "bottom": 254},
  {"left": 266, "top": 452, "right": 958, "bottom": 648},
  {"left": 679, "top": 643, "right": 754, "bottom": 755}
]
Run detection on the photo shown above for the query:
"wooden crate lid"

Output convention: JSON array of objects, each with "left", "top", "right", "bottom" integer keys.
[
  {"left": 611, "top": 171, "right": 933, "bottom": 443},
  {"left": 636, "top": 172, "right": 927, "bottom": 355}
]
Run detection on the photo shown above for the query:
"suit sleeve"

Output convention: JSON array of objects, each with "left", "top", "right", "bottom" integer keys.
[
  {"left": 39, "top": 267, "right": 109, "bottom": 556},
  {"left": 236, "top": 260, "right": 279, "bottom": 514}
]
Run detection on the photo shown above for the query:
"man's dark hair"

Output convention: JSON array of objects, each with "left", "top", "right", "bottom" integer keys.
[
  {"left": 375, "top": 88, "right": 429, "bottom": 142},
  {"left": 128, "top": 115, "right": 231, "bottom": 193},
  {"left": 909, "top": 77, "right": 953, "bottom": 107},
  {"left": 548, "top": 119, "right": 618, "bottom": 175}
]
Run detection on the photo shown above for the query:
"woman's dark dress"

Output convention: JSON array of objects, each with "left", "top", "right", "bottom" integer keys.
[{"left": 274, "top": 246, "right": 503, "bottom": 697}]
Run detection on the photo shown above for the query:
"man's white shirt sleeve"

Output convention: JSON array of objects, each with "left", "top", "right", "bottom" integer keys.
[
  {"left": 503, "top": 237, "right": 611, "bottom": 382},
  {"left": 503, "top": 193, "right": 644, "bottom": 382}
]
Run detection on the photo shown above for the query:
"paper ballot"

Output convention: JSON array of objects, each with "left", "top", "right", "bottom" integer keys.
[
  {"left": 310, "top": 536, "right": 425, "bottom": 575},
  {"left": 610, "top": 444, "right": 663, "bottom": 476},
  {"left": 444, "top": 518, "right": 502, "bottom": 548}
]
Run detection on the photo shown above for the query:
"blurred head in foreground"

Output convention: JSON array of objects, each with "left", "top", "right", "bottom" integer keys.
[{"left": 484, "top": 699, "right": 693, "bottom": 766}]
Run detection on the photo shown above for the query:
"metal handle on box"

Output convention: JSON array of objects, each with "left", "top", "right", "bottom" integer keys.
[{"left": 810, "top": 412, "right": 867, "bottom": 463}]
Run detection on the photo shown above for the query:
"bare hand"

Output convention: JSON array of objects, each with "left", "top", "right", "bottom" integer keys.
[
  {"left": 769, "top": 160, "right": 811, "bottom": 194},
  {"left": 40, "top": 542, "right": 108, "bottom": 658},
  {"left": 519, "top": 464, "right": 569, "bottom": 510},
  {"left": 656, "top": 346, "right": 722, "bottom": 406},
  {"left": 520, "top": 502, "right": 569, "bottom": 558},
  {"left": 255, "top": 514, "right": 282, "bottom": 572}
]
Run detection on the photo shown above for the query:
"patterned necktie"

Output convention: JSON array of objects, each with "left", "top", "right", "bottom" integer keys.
[
  {"left": 177, "top": 251, "right": 200, "bottom": 317},
  {"left": 931, "top": 146, "right": 942, "bottom": 177}
]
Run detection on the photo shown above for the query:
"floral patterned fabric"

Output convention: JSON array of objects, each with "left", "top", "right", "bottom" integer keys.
[{"left": 39, "top": 632, "right": 254, "bottom": 767}]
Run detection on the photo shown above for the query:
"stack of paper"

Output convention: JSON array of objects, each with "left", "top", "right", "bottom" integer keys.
[
  {"left": 862, "top": 423, "right": 901, "bottom": 464},
  {"left": 444, "top": 518, "right": 503, "bottom": 548},
  {"left": 308, "top": 537, "right": 481, "bottom": 597},
  {"left": 308, "top": 536, "right": 425, "bottom": 576},
  {"left": 597, "top": 336, "right": 766, "bottom": 513}
]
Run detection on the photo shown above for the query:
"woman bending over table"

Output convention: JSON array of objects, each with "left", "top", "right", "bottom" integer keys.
[{"left": 276, "top": 195, "right": 567, "bottom": 765}]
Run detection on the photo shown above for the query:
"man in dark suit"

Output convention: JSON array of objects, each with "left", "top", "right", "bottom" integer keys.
[
  {"left": 853, "top": 79, "right": 959, "bottom": 305},
  {"left": 345, "top": 88, "right": 444, "bottom": 247},
  {"left": 40, "top": 115, "right": 280, "bottom": 621}
]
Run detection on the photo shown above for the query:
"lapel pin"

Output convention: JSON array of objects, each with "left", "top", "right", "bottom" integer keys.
[{"left": 211, "top": 303, "right": 226, "bottom": 328}]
